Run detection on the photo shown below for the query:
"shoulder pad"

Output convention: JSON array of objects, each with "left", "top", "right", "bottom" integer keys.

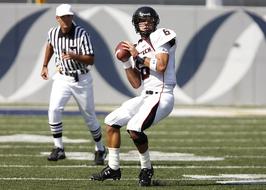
[{"left": 150, "top": 28, "right": 176, "bottom": 48}]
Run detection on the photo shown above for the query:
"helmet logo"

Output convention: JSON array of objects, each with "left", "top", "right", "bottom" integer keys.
[{"left": 139, "top": 12, "right": 151, "bottom": 17}]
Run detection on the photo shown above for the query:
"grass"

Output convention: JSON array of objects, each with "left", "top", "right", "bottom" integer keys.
[{"left": 0, "top": 114, "right": 266, "bottom": 189}]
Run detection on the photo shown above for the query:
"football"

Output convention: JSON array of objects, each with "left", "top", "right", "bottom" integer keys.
[{"left": 115, "top": 41, "right": 131, "bottom": 62}]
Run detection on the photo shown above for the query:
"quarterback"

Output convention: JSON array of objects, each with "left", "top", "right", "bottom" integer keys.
[{"left": 91, "top": 6, "right": 177, "bottom": 186}]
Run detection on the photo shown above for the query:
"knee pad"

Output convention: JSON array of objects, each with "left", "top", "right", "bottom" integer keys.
[{"left": 128, "top": 130, "right": 148, "bottom": 146}]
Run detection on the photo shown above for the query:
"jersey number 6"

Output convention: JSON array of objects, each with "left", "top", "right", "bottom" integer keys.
[{"left": 163, "top": 29, "right": 171, "bottom": 36}]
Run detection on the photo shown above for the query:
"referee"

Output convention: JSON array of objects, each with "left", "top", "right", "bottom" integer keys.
[{"left": 41, "top": 4, "right": 106, "bottom": 165}]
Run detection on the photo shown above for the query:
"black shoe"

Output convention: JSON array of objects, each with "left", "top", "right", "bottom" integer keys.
[
  {"left": 47, "top": 147, "right": 66, "bottom": 161},
  {"left": 91, "top": 165, "right": 121, "bottom": 181},
  {"left": 138, "top": 167, "right": 154, "bottom": 186},
  {"left": 94, "top": 146, "right": 107, "bottom": 165}
]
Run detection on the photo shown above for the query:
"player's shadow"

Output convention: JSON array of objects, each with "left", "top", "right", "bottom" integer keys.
[{"left": 152, "top": 179, "right": 220, "bottom": 187}]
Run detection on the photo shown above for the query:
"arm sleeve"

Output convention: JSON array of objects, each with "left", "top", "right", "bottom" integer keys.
[
  {"left": 81, "top": 31, "right": 94, "bottom": 56},
  {"left": 47, "top": 28, "right": 53, "bottom": 45}
]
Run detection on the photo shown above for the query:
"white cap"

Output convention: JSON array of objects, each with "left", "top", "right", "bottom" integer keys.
[{"left": 56, "top": 4, "right": 74, "bottom": 17}]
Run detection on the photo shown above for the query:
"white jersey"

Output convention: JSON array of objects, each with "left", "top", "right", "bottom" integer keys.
[
  {"left": 105, "top": 28, "right": 177, "bottom": 131},
  {"left": 135, "top": 28, "right": 177, "bottom": 92}
]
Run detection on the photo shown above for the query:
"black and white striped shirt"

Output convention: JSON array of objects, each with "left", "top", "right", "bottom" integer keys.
[{"left": 47, "top": 23, "right": 94, "bottom": 75}]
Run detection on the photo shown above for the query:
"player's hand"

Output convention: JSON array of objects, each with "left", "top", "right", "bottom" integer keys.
[
  {"left": 62, "top": 51, "right": 76, "bottom": 60},
  {"left": 122, "top": 41, "right": 138, "bottom": 58},
  {"left": 41, "top": 67, "right": 49, "bottom": 80}
]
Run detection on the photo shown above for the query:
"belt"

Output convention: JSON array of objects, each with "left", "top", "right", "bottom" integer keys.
[
  {"left": 60, "top": 69, "right": 89, "bottom": 76},
  {"left": 145, "top": 90, "right": 159, "bottom": 95},
  {"left": 59, "top": 69, "right": 89, "bottom": 82}
]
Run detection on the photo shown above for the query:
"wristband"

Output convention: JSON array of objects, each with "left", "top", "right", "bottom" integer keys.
[
  {"left": 149, "top": 58, "right": 157, "bottom": 71},
  {"left": 123, "top": 59, "right": 132, "bottom": 69},
  {"left": 43, "top": 65, "right": 48, "bottom": 67}
]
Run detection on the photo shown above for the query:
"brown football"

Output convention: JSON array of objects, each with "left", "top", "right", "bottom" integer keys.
[{"left": 115, "top": 41, "right": 131, "bottom": 62}]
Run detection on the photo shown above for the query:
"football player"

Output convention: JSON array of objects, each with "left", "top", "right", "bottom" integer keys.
[{"left": 91, "top": 6, "right": 177, "bottom": 186}]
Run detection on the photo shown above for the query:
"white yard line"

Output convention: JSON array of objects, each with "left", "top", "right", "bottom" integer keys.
[
  {"left": 1, "top": 134, "right": 264, "bottom": 144},
  {"left": 1, "top": 165, "right": 266, "bottom": 169},
  {"left": 0, "top": 177, "right": 89, "bottom": 181},
  {"left": 1, "top": 176, "right": 266, "bottom": 185},
  {"left": 0, "top": 145, "right": 266, "bottom": 150},
  {"left": 0, "top": 154, "right": 43, "bottom": 157},
  {"left": 39, "top": 151, "right": 224, "bottom": 161},
  {"left": 184, "top": 174, "right": 266, "bottom": 185},
  {"left": 146, "top": 131, "right": 266, "bottom": 135},
  {"left": 1, "top": 154, "right": 266, "bottom": 159},
  {"left": 0, "top": 177, "right": 186, "bottom": 181},
  {"left": 170, "top": 107, "right": 266, "bottom": 117},
  {"left": 184, "top": 174, "right": 266, "bottom": 179},
  {"left": 149, "top": 138, "right": 266, "bottom": 142},
  {"left": 3, "top": 131, "right": 266, "bottom": 135},
  {"left": 217, "top": 179, "right": 266, "bottom": 185},
  {"left": 225, "top": 155, "right": 266, "bottom": 158}
]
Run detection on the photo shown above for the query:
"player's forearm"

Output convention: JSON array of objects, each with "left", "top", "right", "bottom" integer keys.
[
  {"left": 125, "top": 68, "right": 141, "bottom": 88},
  {"left": 42, "top": 44, "right": 54, "bottom": 67},
  {"left": 143, "top": 54, "right": 168, "bottom": 74},
  {"left": 70, "top": 53, "right": 94, "bottom": 66},
  {"left": 43, "top": 55, "right": 52, "bottom": 67}
]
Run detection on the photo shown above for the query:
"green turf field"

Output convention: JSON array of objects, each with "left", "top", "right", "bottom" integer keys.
[{"left": 0, "top": 114, "right": 266, "bottom": 189}]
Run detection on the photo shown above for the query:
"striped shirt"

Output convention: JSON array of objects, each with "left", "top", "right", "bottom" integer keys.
[{"left": 47, "top": 23, "right": 94, "bottom": 75}]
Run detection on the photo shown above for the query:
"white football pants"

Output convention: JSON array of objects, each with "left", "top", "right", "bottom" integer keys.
[
  {"left": 48, "top": 72, "right": 100, "bottom": 131},
  {"left": 105, "top": 85, "right": 175, "bottom": 132}
]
